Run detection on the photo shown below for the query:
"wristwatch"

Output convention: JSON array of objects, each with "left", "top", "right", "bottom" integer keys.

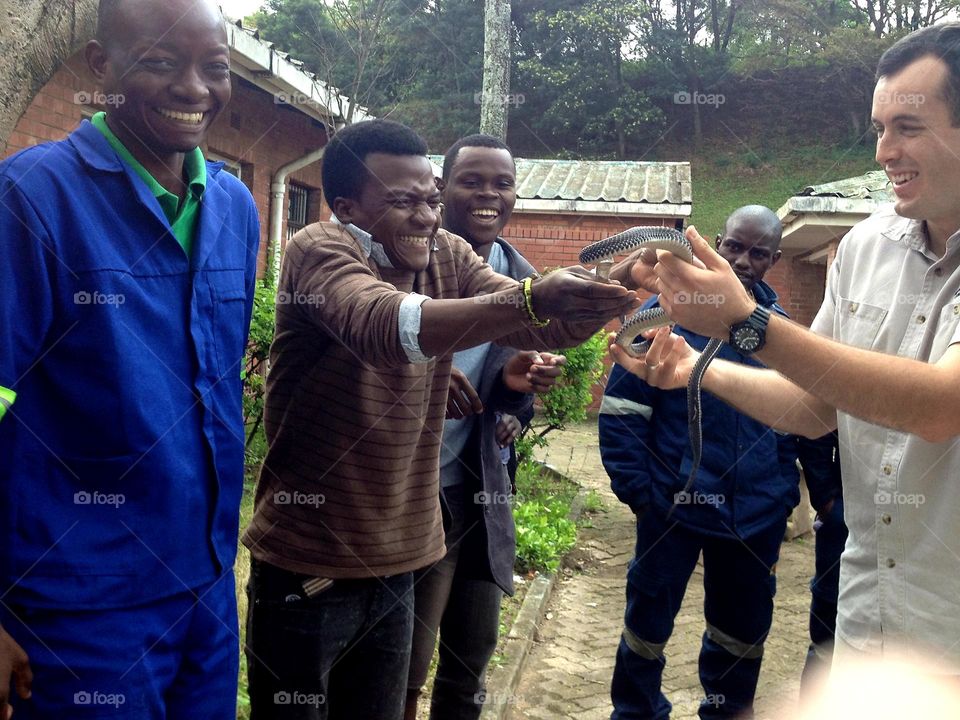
[{"left": 728, "top": 304, "right": 770, "bottom": 355}]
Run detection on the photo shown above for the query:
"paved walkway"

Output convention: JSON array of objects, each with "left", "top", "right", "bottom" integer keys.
[{"left": 508, "top": 422, "right": 815, "bottom": 720}]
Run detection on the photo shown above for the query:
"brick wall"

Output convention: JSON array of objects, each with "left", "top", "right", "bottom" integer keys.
[
  {"left": 502, "top": 212, "right": 677, "bottom": 272},
  {"left": 4, "top": 51, "right": 331, "bottom": 279}
]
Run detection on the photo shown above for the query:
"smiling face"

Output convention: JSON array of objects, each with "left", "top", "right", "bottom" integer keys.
[
  {"left": 333, "top": 153, "right": 442, "bottom": 272},
  {"left": 86, "top": 0, "right": 231, "bottom": 178},
  {"left": 443, "top": 146, "right": 517, "bottom": 251},
  {"left": 716, "top": 215, "right": 781, "bottom": 292},
  {"left": 873, "top": 55, "right": 960, "bottom": 247}
]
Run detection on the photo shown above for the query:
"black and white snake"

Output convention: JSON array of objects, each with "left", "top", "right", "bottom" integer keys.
[{"left": 580, "top": 227, "right": 724, "bottom": 513}]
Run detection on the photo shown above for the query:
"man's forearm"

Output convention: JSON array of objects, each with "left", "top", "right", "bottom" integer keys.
[
  {"left": 753, "top": 314, "right": 960, "bottom": 443},
  {"left": 702, "top": 359, "right": 837, "bottom": 438},
  {"left": 418, "top": 287, "right": 530, "bottom": 357}
]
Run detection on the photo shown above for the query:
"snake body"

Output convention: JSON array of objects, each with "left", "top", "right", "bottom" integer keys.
[{"left": 578, "top": 226, "right": 722, "bottom": 511}]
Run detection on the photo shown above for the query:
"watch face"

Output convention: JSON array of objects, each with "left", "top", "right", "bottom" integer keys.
[{"left": 733, "top": 327, "right": 761, "bottom": 352}]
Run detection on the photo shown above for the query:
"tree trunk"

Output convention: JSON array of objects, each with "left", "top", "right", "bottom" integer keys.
[
  {"left": 0, "top": 0, "right": 97, "bottom": 153},
  {"left": 479, "top": 0, "right": 511, "bottom": 140}
]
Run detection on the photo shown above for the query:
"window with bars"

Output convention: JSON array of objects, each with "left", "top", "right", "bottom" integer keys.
[{"left": 287, "top": 184, "right": 310, "bottom": 242}]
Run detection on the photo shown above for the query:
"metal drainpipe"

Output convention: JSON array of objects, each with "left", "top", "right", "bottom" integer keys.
[{"left": 268, "top": 145, "right": 328, "bottom": 287}]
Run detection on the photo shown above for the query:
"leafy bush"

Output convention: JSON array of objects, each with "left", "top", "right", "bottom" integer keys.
[
  {"left": 513, "top": 498, "right": 576, "bottom": 573},
  {"left": 242, "top": 280, "right": 276, "bottom": 465},
  {"left": 516, "top": 330, "right": 606, "bottom": 464}
]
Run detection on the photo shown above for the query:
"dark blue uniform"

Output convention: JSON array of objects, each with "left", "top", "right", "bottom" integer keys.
[{"left": 600, "top": 282, "right": 799, "bottom": 719}]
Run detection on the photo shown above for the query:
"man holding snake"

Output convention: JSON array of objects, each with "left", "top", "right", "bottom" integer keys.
[{"left": 615, "top": 24, "right": 960, "bottom": 677}]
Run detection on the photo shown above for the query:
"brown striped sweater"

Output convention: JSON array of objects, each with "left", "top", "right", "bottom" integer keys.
[{"left": 242, "top": 222, "right": 598, "bottom": 578}]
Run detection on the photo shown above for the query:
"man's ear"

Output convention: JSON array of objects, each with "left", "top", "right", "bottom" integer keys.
[
  {"left": 331, "top": 197, "right": 354, "bottom": 225},
  {"left": 770, "top": 249, "right": 782, "bottom": 267},
  {"left": 85, "top": 39, "right": 108, "bottom": 81}
]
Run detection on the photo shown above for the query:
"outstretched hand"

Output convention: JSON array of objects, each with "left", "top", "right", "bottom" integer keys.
[
  {"left": 654, "top": 226, "right": 755, "bottom": 338},
  {"left": 531, "top": 268, "right": 639, "bottom": 324},
  {"left": 608, "top": 327, "right": 698, "bottom": 390},
  {"left": 503, "top": 351, "right": 567, "bottom": 394}
]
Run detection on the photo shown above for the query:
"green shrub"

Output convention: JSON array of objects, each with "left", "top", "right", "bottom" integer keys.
[
  {"left": 242, "top": 280, "right": 276, "bottom": 466},
  {"left": 516, "top": 330, "right": 606, "bottom": 465},
  {"left": 513, "top": 498, "right": 576, "bottom": 573}
]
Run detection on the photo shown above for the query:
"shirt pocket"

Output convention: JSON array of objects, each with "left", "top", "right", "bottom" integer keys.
[
  {"left": 930, "top": 300, "right": 960, "bottom": 362},
  {"left": 837, "top": 297, "right": 888, "bottom": 350},
  {"left": 210, "top": 271, "right": 249, "bottom": 380}
]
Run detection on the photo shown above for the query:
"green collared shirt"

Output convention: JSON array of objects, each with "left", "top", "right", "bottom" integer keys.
[
  {"left": 0, "top": 386, "right": 14, "bottom": 422},
  {"left": 91, "top": 112, "right": 205, "bottom": 258}
]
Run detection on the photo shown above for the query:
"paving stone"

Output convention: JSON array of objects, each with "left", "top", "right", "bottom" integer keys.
[{"left": 507, "top": 422, "right": 816, "bottom": 720}]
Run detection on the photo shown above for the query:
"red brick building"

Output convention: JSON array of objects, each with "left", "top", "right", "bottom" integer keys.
[
  {"left": 3, "top": 20, "right": 356, "bottom": 280},
  {"left": 775, "top": 170, "right": 893, "bottom": 324}
]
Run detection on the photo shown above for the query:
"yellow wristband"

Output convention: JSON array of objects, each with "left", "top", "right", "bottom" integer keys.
[{"left": 522, "top": 276, "right": 550, "bottom": 328}]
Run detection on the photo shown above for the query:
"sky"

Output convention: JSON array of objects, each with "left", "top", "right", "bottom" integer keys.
[{"left": 220, "top": 0, "right": 262, "bottom": 21}]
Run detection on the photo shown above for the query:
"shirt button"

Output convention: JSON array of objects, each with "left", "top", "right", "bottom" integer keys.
[
  {"left": 955, "top": 305, "right": 960, "bottom": 316},
  {"left": 916, "top": 315, "right": 926, "bottom": 324},
  {"left": 935, "top": 267, "right": 944, "bottom": 276},
  {"left": 882, "top": 465, "right": 893, "bottom": 475},
  {"left": 886, "top": 558, "right": 896, "bottom": 568},
  {"left": 881, "top": 513, "right": 892, "bottom": 525},
  {"left": 849, "top": 303, "right": 859, "bottom": 313}
]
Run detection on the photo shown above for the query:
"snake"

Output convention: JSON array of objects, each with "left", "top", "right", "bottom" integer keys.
[{"left": 579, "top": 226, "right": 724, "bottom": 513}]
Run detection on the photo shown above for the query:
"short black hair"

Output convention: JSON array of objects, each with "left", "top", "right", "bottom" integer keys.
[
  {"left": 725, "top": 205, "right": 783, "bottom": 251},
  {"left": 321, "top": 119, "right": 429, "bottom": 204},
  {"left": 442, "top": 134, "right": 513, "bottom": 181},
  {"left": 96, "top": 0, "right": 123, "bottom": 45},
  {"left": 96, "top": 0, "right": 225, "bottom": 49},
  {"left": 876, "top": 22, "right": 960, "bottom": 126}
]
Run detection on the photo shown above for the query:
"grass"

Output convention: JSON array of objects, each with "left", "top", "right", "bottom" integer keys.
[{"left": 680, "top": 140, "right": 879, "bottom": 237}]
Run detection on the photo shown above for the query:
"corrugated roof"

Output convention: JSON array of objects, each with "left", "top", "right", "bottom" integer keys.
[
  {"left": 515, "top": 159, "right": 690, "bottom": 204},
  {"left": 799, "top": 169, "right": 892, "bottom": 201},
  {"left": 427, "top": 156, "right": 691, "bottom": 205}
]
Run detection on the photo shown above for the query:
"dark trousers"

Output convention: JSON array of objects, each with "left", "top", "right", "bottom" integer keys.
[
  {"left": 408, "top": 483, "right": 503, "bottom": 720},
  {"left": 611, "top": 512, "right": 785, "bottom": 720},
  {"left": 799, "top": 498, "right": 848, "bottom": 701},
  {"left": 246, "top": 558, "right": 414, "bottom": 720}
]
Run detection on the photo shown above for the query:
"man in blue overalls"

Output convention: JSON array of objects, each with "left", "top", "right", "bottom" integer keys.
[
  {"left": 0, "top": 0, "right": 259, "bottom": 717},
  {"left": 600, "top": 206, "right": 800, "bottom": 719}
]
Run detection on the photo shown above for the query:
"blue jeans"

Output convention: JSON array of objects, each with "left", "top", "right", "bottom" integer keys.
[
  {"left": 611, "top": 512, "right": 784, "bottom": 720},
  {"left": 799, "top": 498, "right": 847, "bottom": 701},
  {"left": 0, "top": 572, "right": 239, "bottom": 719},
  {"left": 246, "top": 558, "right": 414, "bottom": 720},
  {"left": 408, "top": 483, "right": 503, "bottom": 720}
]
